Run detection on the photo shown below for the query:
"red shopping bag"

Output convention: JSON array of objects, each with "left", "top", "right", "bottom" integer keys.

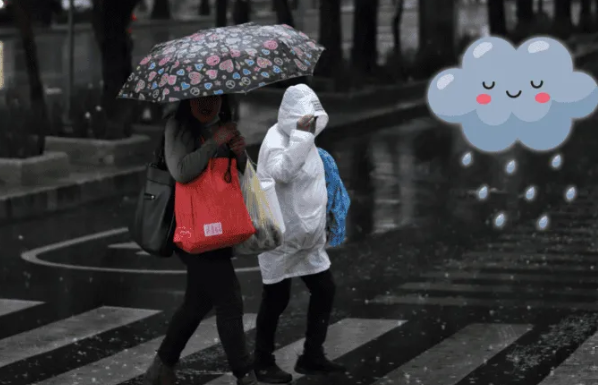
[{"left": 173, "top": 156, "right": 256, "bottom": 254}]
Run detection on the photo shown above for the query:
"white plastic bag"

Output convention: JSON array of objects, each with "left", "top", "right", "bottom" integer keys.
[{"left": 234, "top": 160, "right": 285, "bottom": 255}]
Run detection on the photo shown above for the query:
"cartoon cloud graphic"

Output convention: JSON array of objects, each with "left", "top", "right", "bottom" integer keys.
[{"left": 426, "top": 36, "right": 598, "bottom": 153}]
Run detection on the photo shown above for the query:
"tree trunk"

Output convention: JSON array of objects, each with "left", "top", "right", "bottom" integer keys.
[
  {"left": 273, "top": 0, "right": 295, "bottom": 25},
  {"left": 578, "top": 0, "right": 593, "bottom": 32},
  {"left": 538, "top": 0, "right": 544, "bottom": 12},
  {"left": 392, "top": 0, "right": 404, "bottom": 55},
  {"left": 199, "top": 0, "right": 210, "bottom": 15},
  {"left": 391, "top": 0, "right": 404, "bottom": 78},
  {"left": 233, "top": 0, "right": 251, "bottom": 24},
  {"left": 216, "top": 0, "right": 229, "bottom": 26},
  {"left": 553, "top": 0, "right": 573, "bottom": 38},
  {"left": 515, "top": 0, "right": 534, "bottom": 28},
  {"left": 13, "top": 0, "right": 46, "bottom": 155},
  {"left": 351, "top": 0, "right": 379, "bottom": 78},
  {"left": 487, "top": 0, "right": 507, "bottom": 36},
  {"left": 92, "top": 0, "right": 139, "bottom": 139},
  {"left": 315, "top": 0, "right": 342, "bottom": 79},
  {"left": 151, "top": 0, "right": 171, "bottom": 19}
]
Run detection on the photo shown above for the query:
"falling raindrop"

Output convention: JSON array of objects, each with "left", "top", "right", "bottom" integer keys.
[
  {"left": 551, "top": 154, "right": 562, "bottom": 169},
  {"left": 494, "top": 212, "right": 506, "bottom": 228},
  {"left": 477, "top": 185, "right": 489, "bottom": 200},
  {"left": 565, "top": 186, "right": 577, "bottom": 202},
  {"left": 524, "top": 186, "right": 536, "bottom": 201},
  {"left": 461, "top": 152, "right": 473, "bottom": 167},
  {"left": 537, "top": 214, "right": 549, "bottom": 230},
  {"left": 505, "top": 160, "right": 517, "bottom": 174}
]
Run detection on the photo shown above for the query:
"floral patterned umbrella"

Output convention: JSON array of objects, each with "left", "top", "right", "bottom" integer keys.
[{"left": 118, "top": 22, "right": 325, "bottom": 103}]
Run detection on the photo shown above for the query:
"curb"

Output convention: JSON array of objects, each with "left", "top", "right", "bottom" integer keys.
[{"left": 0, "top": 101, "right": 428, "bottom": 225}]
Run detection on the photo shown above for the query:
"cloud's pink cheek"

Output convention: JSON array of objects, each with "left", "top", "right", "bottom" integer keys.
[
  {"left": 535, "top": 92, "right": 550, "bottom": 103},
  {"left": 476, "top": 94, "right": 491, "bottom": 105}
]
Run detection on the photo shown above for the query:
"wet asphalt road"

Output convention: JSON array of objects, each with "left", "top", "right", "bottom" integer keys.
[{"left": 3, "top": 108, "right": 598, "bottom": 385}]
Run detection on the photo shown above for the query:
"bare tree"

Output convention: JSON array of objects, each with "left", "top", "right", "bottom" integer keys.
[
  {"left": 487, "top": 0, "right": 507, "bottom": 36},
  {"left": 151, "top": 0, "right": 171, "bottom": 19},
  {"left": 199, "top": 0, "right": 210, "bottom": 15},
  {"left": 273, "top": 0, "right": 295, "bottom": 25},
  {"left": 515, "top": 0, "right": 534, "bottom": 28},
  {"left": 553, "top": 0, "right": 573, "bottom": 38},
  {"left": 13, "top": 0, "right": 46, "bottom": 155},
  {"left": 351, "top": 0, "right": 379, "bottom": 79},
  {"left": 578, "top": 0, "right": 593, "bottom": 32},
  {"left": 391, "top": 0, "right": 404, "bottom": 77},
  {"left": 92, "top": 0, "right": 140, "bottom": 138},
  {"left": 233, "top": 0, "right": 251, "bottom": 24},
  {"left": 216, "top": 0, "right": 229, "bottom": 26},
  {"left": 315, "top": 0, "right": 342, "bottom": 79}
]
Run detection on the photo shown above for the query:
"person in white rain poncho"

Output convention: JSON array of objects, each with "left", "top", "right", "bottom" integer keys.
[{"left": 253, "top": 84, "right": 345, "bottom": 384}]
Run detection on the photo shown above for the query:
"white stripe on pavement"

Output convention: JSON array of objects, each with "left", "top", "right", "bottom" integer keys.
[
  {"left": 0, "top": 306, "right": 159, "bottom": 368},
  {"left": 448, "top": 262, "right": 596, "bottom": 273},
  {"left": 370, "top": 294, "right": 598, "bottom": 311},
  {"left": 422, "top": 271, "right": 598, "bottom": 284},
  {"left": 0, "top": 298, "right": 43, "bottom": 317},
  {"left": 463, "top": 252, "right": 598, "bottom": 263},
  {"left": 372, "top": 323, "right": 531, "bottom": 385},
  {"left": 538, "top": 329, "right": 598, "bottom": 385},
  {"left": 399, "top": 282, "right": 598, "bottom": 298},
  {"left": 206, "top": 318, "right": 405, "bottom": 385},
  {"left": 33, "top": 314, "right": 257, "bottom": 385}
]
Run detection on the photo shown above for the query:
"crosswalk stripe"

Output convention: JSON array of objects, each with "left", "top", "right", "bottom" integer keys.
[
  {"left": 537, "top": 329, "right": 598, "bottom": 385},
  {"left": 463, "top": 252, "right": 598, "bottom": 263},
  {"left": 33, "top": 314, "right": 257, "bottom": 385},
  {"left": 206, "top": 318, "right": 404, "bottom": 384},
  {"left": 0, "top": 306, "right": 159, "bottom": 369},
  {"left": 446, "top": 262, "right": 598, "bottom": 273},
  {"left": 0, "top": 298, "right": 43, "bottom": 317},
  {"left": 372, "top": 323, "right": 531, "bottom": 385},
  {"left": 422, "top": 271, "right": 598, "bottom": 284},
  {"left": 399, "top": 282, "right": 598, "bottom": 297},
  {"left": 370, "top": 294, "right": 598, "bottom": 311}
]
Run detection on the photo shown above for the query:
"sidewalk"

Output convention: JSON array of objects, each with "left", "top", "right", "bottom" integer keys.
[{"left": 0, "top": 98, "right": 428, "bottom": 225}]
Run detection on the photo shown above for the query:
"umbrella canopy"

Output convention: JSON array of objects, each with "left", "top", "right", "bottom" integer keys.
[{"left": 118, "top": 22, "right": 325, "bottom": 103}]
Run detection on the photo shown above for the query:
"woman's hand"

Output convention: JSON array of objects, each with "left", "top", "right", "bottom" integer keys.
[
  {"left": 296, "top": 114, "right": 316, "bottom": 133},
  {"left": 213, "top": 122, "right": 239, "bottom": 146},
  {"left": 229, "top": 134, "right": 246, "bottom": 157}
]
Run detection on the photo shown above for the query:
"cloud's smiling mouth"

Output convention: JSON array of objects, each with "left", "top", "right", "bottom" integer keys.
[{"left": 506, "top": 90, "right": 522, "bottom": 98}]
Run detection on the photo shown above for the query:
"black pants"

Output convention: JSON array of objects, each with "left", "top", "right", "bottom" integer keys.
[
  {"left": 157, "top": 248, "right": 252, "bottom": 378},
  {"left": 254, "top": 269, "right": 336, "bottom": 364}
]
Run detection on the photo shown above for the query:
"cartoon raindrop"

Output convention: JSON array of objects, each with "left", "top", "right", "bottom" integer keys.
[
  {"left": 505, "top": 160, "right": 517, "bottom": 174},
  {"left": 537, "top": 214, "right": 549, "bottom": 230},
  {"left": 461, "top": 152, "right": 473, "bottom": 167},
  {"left": 551, "top": 154, "right": 562, "bottom": 169},
  {"left": 565, "top": 186, "right": 577, "bottom": 202},
  {"left": 477, "top": 185, "right": 489, "bottom": 200},
  {"left": 493, "top": 212, "right": 506, "bottom": 228},
  {"left": 524, "top": 186, "right": 536, "bottom": 201}
]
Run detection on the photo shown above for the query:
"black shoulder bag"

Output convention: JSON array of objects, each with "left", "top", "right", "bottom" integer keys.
[{"left": 129, "top": 134, "right": 176, "bottom": 257}]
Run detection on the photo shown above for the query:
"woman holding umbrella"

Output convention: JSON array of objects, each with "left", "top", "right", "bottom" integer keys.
[{"left": 118, "top": 22, "right": 325, "bottom": 385}]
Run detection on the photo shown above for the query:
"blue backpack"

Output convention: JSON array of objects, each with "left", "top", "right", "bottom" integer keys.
[{"left": 317, "top": 148, "right": 350, "bottom": 247}]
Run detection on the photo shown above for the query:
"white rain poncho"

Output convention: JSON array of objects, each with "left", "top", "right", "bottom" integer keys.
[{"left": 256, "top": 84, "right": 330, "bottom": 284}]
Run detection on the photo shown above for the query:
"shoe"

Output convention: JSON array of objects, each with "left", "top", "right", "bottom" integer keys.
[
  {"left": 236, "top": 370, "right": 259, "bottom": 385},
  {"left": 143, "top": 355, "right": 176, "bottom": 385},
  {"left": 294, "top": 350, "right": 346, "bottom": 375},
  {"left": 255, "top": 362, "right": 293, "bottom": 383}
]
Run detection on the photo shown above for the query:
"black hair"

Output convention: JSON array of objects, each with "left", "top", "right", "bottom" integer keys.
[{"left": 163, "top": 95, "right": 235, "bottom": 124}]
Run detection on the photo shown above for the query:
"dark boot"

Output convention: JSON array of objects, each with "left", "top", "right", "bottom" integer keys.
[
  {"left": 254, "top": 355, "right": 293, "bottom": 384},
  {"left": 294, "top": 349, "right": 345, "bottom": 375},
  {"left": 236, "top": 370, "right": 259, "bottom": 385},
  {"left": 143, "top": 355, "right": 176, "bottom": 385}
]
